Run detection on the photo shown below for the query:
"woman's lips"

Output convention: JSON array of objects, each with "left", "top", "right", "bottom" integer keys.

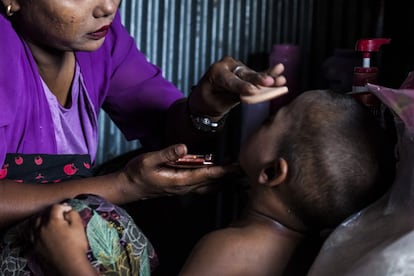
[{"left": 88, "top": 25, "right": 110, "bottom": 40}]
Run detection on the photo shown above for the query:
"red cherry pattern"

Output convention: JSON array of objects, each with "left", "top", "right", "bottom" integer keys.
[
  {"left": 14, "top": 156, "right": 23, "bottom": 165},
  {"left": 64, "top": 163, "right": 79, "bottom": 176},
  {"left": 84, "top": 162, "right": 91, "bottom": 169},
  {"left": 34, "top": 156, "right": 43, "bottom": 166},
  {"left": 2, "top": 154, "right": 93, "bottom": 183},
  {"left": 0, "top": 164, "right": 8, "bottom": 179}
]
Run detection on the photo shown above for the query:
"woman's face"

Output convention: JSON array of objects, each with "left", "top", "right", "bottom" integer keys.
[{"left": 12, "top": 0, "right": 120, "bottom": 51}]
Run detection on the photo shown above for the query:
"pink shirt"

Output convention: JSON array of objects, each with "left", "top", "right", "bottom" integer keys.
[{"left": 41, "top": 62, "right": 98, "bottom": 161}]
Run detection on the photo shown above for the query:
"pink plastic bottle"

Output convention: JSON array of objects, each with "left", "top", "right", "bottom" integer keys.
[{"left": 268, "top": 44, "right": 301, "bottom": 114}]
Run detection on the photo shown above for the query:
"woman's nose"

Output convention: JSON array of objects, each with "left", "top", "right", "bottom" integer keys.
[{"left": 93, "top": 0, "right": 120, "bottom": 18}]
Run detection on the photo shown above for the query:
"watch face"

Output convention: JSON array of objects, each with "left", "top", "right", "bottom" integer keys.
[
  {"left": 201, "top": 117, "right": 212, "bottom": 124},
  {"left": 190, "top": 114, "right": 226, "bottom": 132}
]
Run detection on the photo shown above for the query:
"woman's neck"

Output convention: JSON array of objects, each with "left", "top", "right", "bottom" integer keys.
[{"left": 26, "top": 40, "right": 76, "bottom": 107}]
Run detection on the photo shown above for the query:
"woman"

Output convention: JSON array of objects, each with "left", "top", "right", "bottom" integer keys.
[{"left": 0, "top": 0, "right": 287, "bottom": 274}]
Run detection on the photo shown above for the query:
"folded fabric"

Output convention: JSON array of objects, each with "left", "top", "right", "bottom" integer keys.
[{"left": 0, "top": 194, "right": 158, "bottom": 276}]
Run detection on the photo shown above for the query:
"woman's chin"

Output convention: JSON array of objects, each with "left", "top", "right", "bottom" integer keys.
[{"left": 76, "top": 39, "right": 106, "bottom": 52}]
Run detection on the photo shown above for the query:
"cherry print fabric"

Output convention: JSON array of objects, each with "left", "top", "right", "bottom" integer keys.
[{"left": 0, "top": 154, "right": 93, "bottom": 183}]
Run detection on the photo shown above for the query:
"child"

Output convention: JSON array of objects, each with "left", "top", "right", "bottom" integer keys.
[
  {"left": 179, "top": 89, "right": 394, "bottom": 276},
  {"left": 22, "top": 90, "right": 393, "bottom": 276},
  {"left": 1, "top": 194, "right": 158, "bottom": 276}
]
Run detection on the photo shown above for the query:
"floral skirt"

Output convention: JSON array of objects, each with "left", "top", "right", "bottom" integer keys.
[{"left": 0, "top": 194, "right": 158, "bottom": 276}]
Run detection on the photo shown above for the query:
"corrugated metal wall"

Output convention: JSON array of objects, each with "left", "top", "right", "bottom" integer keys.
[
  {"left": 96, "top": 0, "right": 315, "bottom": 164},
  {"left": 96, "top": 0, "right": 382, "bottom": 165}
]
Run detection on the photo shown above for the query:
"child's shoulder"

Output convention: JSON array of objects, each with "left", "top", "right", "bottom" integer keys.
[
  {"left": 180, "top": 226, "right": 275, "bottom": 276},
  {"left": 194, "top": 226, "right": 255, "bottom": 259}
]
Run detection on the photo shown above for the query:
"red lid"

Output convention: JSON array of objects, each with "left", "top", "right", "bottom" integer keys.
[{"left": 355, "top": 38, "right": 391, "bottom": 53}]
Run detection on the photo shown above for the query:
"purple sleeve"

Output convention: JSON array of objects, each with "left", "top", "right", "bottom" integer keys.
[
  {"left": 0, "top": 15, "right": 26, "bottom": 166},
  {"left": 101, "top": 12, "right": 184, "bottom": 148},
  {"left": 1, "top": 15, "right": 61, "bottom": 167}
]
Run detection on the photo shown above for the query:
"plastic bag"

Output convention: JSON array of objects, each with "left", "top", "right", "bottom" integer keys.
[{"left": 308, "top": 72, "right": 414, "bottom": 276}]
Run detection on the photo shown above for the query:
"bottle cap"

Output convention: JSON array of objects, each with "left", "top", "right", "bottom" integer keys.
[{"left": 355, "top": 38, "right": 391, "bottom": 58}]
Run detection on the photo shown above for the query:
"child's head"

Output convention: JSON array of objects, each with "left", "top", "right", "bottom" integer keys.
[{"left": 239, "top": 90, "right": 394, "bottom": 230}]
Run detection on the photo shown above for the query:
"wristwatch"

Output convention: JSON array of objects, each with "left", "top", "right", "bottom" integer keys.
[{"left": 189, "top": 114, "right": 227, "bottom": 132}]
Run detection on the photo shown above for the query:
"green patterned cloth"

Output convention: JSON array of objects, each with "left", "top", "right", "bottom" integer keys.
[{"left": 0, "top": 194, "right": 158, "bottom": 275}]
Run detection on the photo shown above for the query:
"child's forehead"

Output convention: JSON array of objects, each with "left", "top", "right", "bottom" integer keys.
[
  {"left": 290, "top": 91, "right": 330, "bottom": 110},
  {"left": 284, "top": 91, "right": 332, "bottom": 122},
  {"left": 285, "top": 92, "right": 313, "bottom": 113}
]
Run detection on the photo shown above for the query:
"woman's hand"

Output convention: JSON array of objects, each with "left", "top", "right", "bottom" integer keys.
[
  {"left": 122, "top": 144, "right": 241, "bottom": 199},
  {"left": 33, "top": 204, "right": 98, "bottom": 276},
  {"left": 189, "top": 56, "right": 288, "bottom": 118}
]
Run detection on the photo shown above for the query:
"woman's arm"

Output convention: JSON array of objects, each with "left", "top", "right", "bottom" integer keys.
[
  {"left": 0, "top": 144, "right": 232, "bottom": 230},
  {"left": 165, "top": 57, "right": 288, "bottom": 152},
  {"left": 0, "top": 172, "right": 125, "bottom": 229}
]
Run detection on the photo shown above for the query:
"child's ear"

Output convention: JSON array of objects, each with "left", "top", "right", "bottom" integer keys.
[{"left": 259, "top": 158, "right": 288, "bottom": 187}]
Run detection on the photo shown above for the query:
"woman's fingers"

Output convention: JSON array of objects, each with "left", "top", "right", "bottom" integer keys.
[
  {"left": 240, "top": 85, "right": 289, "bottom": 104},
  {"left": 221, "top": 60, "right": 289, "bottom": 104}
]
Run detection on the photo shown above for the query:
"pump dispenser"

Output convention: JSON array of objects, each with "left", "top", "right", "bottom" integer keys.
[
  {"left": 352, "top": 38, "right": 391, "bottom": 92},
  {"left": 350, "top": 38, "right": 391, "bottom": 116}
]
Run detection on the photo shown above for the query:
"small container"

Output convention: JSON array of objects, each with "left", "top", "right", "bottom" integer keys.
[
  {"left": 349, "top": 38, "right": 391, "bottom": 117},
  {"left": 268, "top": 44, "right": 301, "bottom": 114}
]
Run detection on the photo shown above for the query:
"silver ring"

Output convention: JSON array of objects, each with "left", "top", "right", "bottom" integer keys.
[{"left": 232, "top": 65, "right": 244, "bottom": 76}]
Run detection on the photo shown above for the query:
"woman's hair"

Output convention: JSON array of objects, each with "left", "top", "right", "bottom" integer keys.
[{"left": 278, "top": 90, "right": 395, "bottom": 229}]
